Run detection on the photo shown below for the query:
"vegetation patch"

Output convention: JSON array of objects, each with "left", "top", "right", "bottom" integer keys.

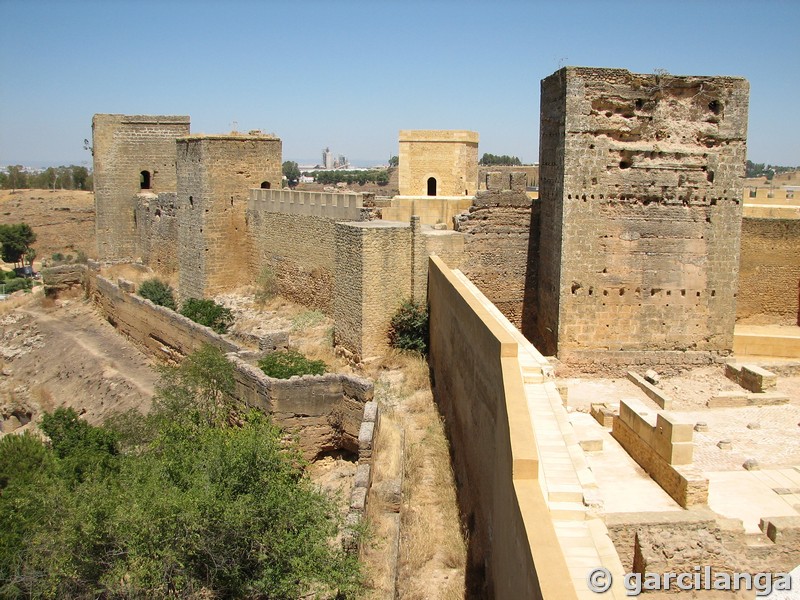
[
  {"left": 258, "top": 349, "right": 327, "bottom": 379},
  {"left": 180, "top": 298, "right": 234, "bottom": 334},
  {"left": 388, "top": 300, "right": 429, "bottom": 355},
  {"left": 138, "top": 278, "right": 177, "bottom": 310},
  {"left": 0, "top": 346, "right": 362, "bottom": 598}
]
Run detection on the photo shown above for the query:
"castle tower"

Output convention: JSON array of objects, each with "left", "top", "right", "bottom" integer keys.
[
  {"left": 92, "top": 114, "right": 190, "bottom": 260},
  {"left": 398, "top": 130, "right": 479, "bottom": 197},
  {"left": 536, "top": 67, "right": 749, "bottom": 359},
  {"left": 177, "top": 134, "right": 282, "bottom": 300}
]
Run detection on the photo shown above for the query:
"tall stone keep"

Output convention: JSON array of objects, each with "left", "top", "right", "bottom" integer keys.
[
  {"left": 398, "top": 130, "right": 479, "bottom": 197},
  {"left": 177, "top": 134, "right": 282, "bottom": 300},
  {"left": 93, "top": 114, "right": 190, "bottom": 260},
  {"left": 536, "top": 67, "right": 749, "bottom": 358}
]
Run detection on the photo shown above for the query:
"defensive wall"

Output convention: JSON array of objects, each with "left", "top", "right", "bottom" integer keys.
[
  {"left": 535, "top": 67, "right": 749, "bottom": 362},
  {"left": 79, "top": 264, "right": 378, "bottom": 466},
  {"left": 135, "top": 192, "right": 179, "bottom": 275}
]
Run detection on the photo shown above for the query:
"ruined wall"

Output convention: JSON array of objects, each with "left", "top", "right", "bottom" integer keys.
[
  {"left": 177, "top": 135, "right": 282, "bottom": 300},
  {"left": 427, "top": 256, "right": 576, "bottom": 600},
  {"left": 135, "top": 192, "right": 179, "bottom": 275},
  {"left": 93, "top": 114, "right": 190, "bottom": 260},
  {"left": 398, "top": 130, "right": 479, "bottom": 196},
  {"left": 737, "top": 217, "right": 800, "bottom": 325},
  {"left": 478, "top": 165, "right": 539, "bottom": 189},
  {"left": 247, "top": 189, "right": 369, "bottom": 312},
  {"left": 536, "top": 67, "right": 749, "bottom": 359},
  {"left": 456, "top": 172, "right": 536, "bottom": 335}
]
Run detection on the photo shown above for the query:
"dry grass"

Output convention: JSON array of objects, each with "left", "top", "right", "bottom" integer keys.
[{"left": 0, "top": 287, "right": 42, "bottom": 316}]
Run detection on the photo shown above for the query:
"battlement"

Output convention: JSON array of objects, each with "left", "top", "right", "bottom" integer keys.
[{"left": 249, "top": 189, "right": 367, "bottom": 221}]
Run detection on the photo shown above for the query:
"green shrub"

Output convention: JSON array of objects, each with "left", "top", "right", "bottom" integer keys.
[
  {"left": 180, "top": 298, "right": 234, "bottom": 334},
  {"left": 138, "top": 278, "right": 176, "bottom": 310},
  {"left": 3, "top": 277, "right": 32, "bottom": 294},
  {"left": 388, "top": 299, "right": 429, "bottom": 355},
  {"left": 258, "top": 350, "right": 326, "bottom": 379},
  {"left": 0, "top": 350, "right": 362, "bottom": 598}
]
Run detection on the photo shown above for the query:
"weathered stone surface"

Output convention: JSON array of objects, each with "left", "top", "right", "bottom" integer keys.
[
  {"left": 536, "top": 67, "right": 749, "bottom": 358},
  {"left": 398, "top": 130, "right": 478, "bottom": 197},
  {"left": 742, "top": 458, "right": 760, "bottom": 470}
]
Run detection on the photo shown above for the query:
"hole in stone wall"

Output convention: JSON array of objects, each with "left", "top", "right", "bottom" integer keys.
[
  {"left": 711, "top": 290, "right": 716, "bottom": 297},
  {"left": 189, "top": 196, "right": 194, "bottom": 207},
  {"left": 707, "top": 170, "right": 715, "bottom": 183},
  {"left": 154, "top": 209, "right": 161, "bottom": 218},
  {"left": 261, "top": 181, "right": 271, "bottom": 189},
  {"left": 571, "top": 282, "right": 582, "bottom": 294},
  {"left": 619, "top": 160, "right": 632, "bottom": 169},
  {"left": 635, "top": 98, "right": 644, "bottom": 110},
  {"left": 619, "top": 288, "right": 625, "bottom": 296},
  {"left": 140, "top": 170, "right": 151, "bottom": 190},
  {"left": 708, "top": 100, "right": 722, "bottom": 115}
]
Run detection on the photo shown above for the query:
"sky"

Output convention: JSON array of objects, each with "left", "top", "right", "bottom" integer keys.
[{"left": 0, "top": 0, "right": 798, "bottom": 168}]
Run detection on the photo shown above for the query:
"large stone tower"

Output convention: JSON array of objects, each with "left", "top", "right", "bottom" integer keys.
[
  {"left": 93, "top": 114, "right": 190, "bottom": 260},
  {"left": 177, "top": 134, "right": 282, "bottom": 300},
  {"left": 536, "top": 67, "right": 749, "bottom": 361}
]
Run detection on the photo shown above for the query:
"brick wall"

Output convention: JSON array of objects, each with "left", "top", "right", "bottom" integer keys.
[
  {"left": 93, "top": 114, "right": 190, "bottom": 260},
  {"left": 536, "top": 68, "right": 749, "bottom": 357},
  {"left": 135, "top": 192, "right": 179, "bottom": 275}
]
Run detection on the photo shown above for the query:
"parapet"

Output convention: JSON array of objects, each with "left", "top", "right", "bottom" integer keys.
[
  {"left": 249, "top": 188, "right": 368, "bottom": 221},
  {"left": 399, "top": 130, "right": 479, "bottom": 144}
]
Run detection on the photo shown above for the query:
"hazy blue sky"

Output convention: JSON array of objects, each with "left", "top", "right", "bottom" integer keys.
[{"left": 1, "top": 0, "right": 798, "bottom": 167}]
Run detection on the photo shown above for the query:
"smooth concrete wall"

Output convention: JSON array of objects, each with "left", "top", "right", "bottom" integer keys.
[{"left": 427, "top": 256, "right": 576, "bottom": 600}]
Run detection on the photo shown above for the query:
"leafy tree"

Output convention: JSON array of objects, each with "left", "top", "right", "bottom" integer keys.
[
  {"left": 258, "top": 349, "right": 326, "bottom": 379},
  {"left": 180, "top": 298, "right": 234, "bottom": 334},
  {"left": 389, "top": 155, "right": 399, "bottom": 168},
  {"left": 282, "top": 160, "right": 301, "bottom": 187},
  {"left": 138, "top": 278, "right": 177, "bottom": 310},
  {"left": 479, "top": 153, "right": 522, "bottom": 166},
  {"left": 375, "top": 170, "right": 390, "bottom": 186},
  {"left": 388, "top": 299, "right": 429, "bottom": 355},
  {"left": 5, "top": 166, "right": 27, "bottom": 191},
  {"left": 0, "top": 223, "right": 36, "bottom": 268},
  {"left": 0, "top": 356, "right": 363, "bottom": 598}
]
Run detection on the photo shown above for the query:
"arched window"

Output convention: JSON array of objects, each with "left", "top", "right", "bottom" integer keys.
[
  {"left": 427, "top": 177, "right": 437, "bottom": 197},
  {"left": 260, "top": 181, "right": 271, "bottom": 189},
  {"left": 140, "top": 170, "right": 151, "bottom": 190}
]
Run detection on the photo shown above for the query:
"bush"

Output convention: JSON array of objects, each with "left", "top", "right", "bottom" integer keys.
[
  {"left": 254, "top": 266, "right": 278, "bottom": 306},
  {"left": 3, "top": 277, "right": 32, "bottom": 294},
  {"left": 0, "top": 352, "right": 362, "bottom": 598},
  {"left": 138, "top": 278, "right": 176, "bottom": 310},
  {"left": 388, "top": 300, "right": 429, "bottom": 355},
  {"left": 258, "top": 349, "right": 326, "bottom": 379},
  {"left": 180, "top": 298, "right": 234, "bottom": 334}
]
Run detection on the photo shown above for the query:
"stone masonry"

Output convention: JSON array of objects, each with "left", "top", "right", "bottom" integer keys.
[
  {"left": 93, "top": 114, "right": 190, "bottom": 260},
  {"left": 536, "top": 67, "right": 750, "bottom": 358},
  {"left": 176, "top": 134, "right": 281, "bottom": 300},
  {"left": 398, "top": 130, "right": 479, "bottom": 197}
]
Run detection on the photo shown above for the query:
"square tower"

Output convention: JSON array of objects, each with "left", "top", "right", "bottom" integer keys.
[
  {"left": 93, "top": 114, "right": 190, "bottom": 260},
  {"left": 398, "top": 130, "right": 479, "bottom": 197},
  {"left": 536, "top": 67, "right": 749, "bottom": 357},
  {"left": 177, "top": 134, "right": 282, "bottom": 300}
]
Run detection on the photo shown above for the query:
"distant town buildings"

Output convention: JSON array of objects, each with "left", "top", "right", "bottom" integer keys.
[{"left": 321, "top": 147, "right": 348, "bottom": 170}]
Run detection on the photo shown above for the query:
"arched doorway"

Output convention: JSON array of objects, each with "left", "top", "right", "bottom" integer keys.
[
  {"left": 140, "top": 170, "right": 151, "bottom": 190},
  {"left": 427, "top": 177, "right": 437, "bottom": 196},
  {"left": 260, "top": 181, "right": 271, "bottom": 189}
]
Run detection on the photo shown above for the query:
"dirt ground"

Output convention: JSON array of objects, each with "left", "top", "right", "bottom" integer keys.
[
  {"left": 0, "top": 290, "right": 156, "bottom": 435},
  {"left": 0, "top": 189, "right": 96, "bottom": 262}
]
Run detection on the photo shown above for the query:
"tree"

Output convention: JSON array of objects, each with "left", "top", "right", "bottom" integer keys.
[
  {"left": 389, "top": 155, "right": 399, "bottom": 168},
  {"left": 6, "top": 166, "right": 27, "bottom": 191},
  {"left": 479, "top": 153, "right": 522, "bottom": 166},
  {"left": 0, "top": 223, "right": 36, "bottom": 268},
  {"left": 282, "top": 160, "right": 300, "bottom": 187}
]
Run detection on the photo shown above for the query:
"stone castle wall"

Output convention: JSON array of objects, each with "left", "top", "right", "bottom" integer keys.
[
  {"left": 247, "top": 189, "right": 370, "bottom": 312},
  {"left": 398, "top": 130, "right": 479, "bottom": 196},
  {"left": 93, "top": 114, "right": 190, "bottom": 260},
  {"left": 177, "top": 135, "right": 281, "bottom": 300},
  {"left": 537, "top": 67, "right": 749, "bottom": 358},
  {"left": 135, "top": 192, "right": 179, "bottom": 275},
  {"left": 738, "top": 216, "right": 800, "bottom": 325}
]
